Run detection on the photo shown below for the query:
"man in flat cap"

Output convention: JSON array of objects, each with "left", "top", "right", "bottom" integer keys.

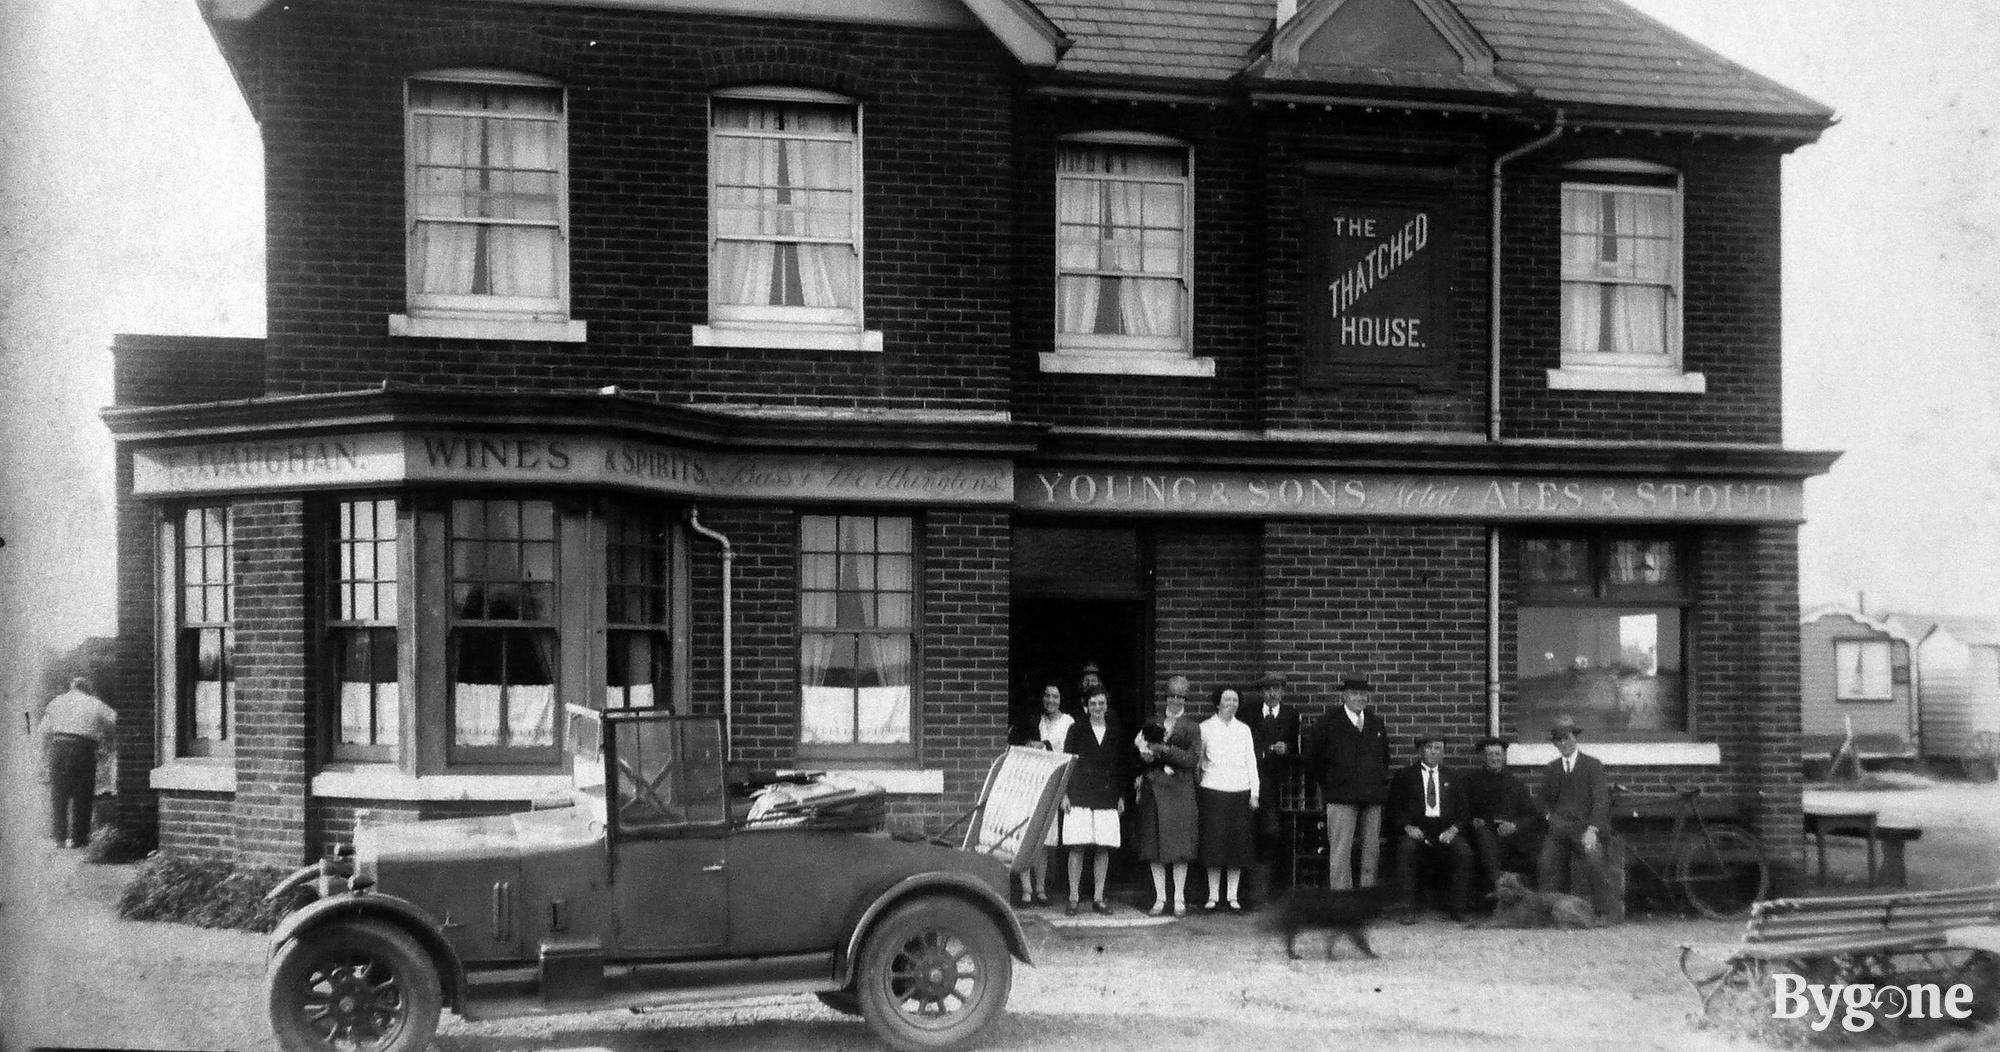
[
  {"left": 1465, "top": 735, "right": 1540, "bottom": 902},
  {"left": 1305, "top": 674, "right": 1392, "bottom": 889},
  {"left": 1242, "top": 671, "right": 1302, "bottom": 890},
  {"left": 1535, "top": 716, "right": 1611, "bottom": 909}
]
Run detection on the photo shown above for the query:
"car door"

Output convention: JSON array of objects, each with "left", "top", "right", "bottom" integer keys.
[{"left": 605, "top": 711, "right": 731, "bottom": 954}]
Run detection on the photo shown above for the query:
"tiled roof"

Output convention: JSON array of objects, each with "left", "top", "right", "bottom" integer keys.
[{"left": 1031, "top": 0, "right": 1832, "bottom": 126}]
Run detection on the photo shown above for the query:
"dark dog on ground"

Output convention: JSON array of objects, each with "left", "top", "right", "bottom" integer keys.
[
  {"left": 1482, "top": 871, "right": 1596, "bottom": 929},
  {"left": 1264, "top": 886, "right": 1391, "bottom": 959}
]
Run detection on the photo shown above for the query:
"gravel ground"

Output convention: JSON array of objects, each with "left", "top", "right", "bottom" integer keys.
[{"left": 4, "top": 745, "right": 1996, "bottom": 1051}]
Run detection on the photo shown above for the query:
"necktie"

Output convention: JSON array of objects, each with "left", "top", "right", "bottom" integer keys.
[
  {"left": 1265, "top": 707, "right": 1276, "bottom": 719},
  {"left": 1424, "top": 768, "right": 1438, "bottom": 810}
]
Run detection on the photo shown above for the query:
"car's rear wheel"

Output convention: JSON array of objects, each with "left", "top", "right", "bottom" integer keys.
[
  {"left": 855, "top": 897, "right": 1011, "bottom": 1052},
  {"left": 267, "top": 919, "right": 441, "bottom": 1052}
]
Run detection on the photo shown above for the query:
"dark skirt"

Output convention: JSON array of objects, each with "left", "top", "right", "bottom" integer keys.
[{"left": 1197, "top": 787, "right": 1255, "bottom": 868}]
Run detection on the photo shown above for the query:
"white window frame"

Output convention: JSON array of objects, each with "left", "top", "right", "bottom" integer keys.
[
  {"left": 391, "top": 69, "right": 585, "bottom": 343},
  {"left": 696, "top": 86, "right": 879, "bottom": 352},
  {"left": 1042, "top": 131, "right": 1211, "bottom": 377},
  {"left": 1548, "top": 159, "right": 1701, "bottom": 393},
  {"left": 1834, "top": 639, "right": 1895, "bottom": 702}
]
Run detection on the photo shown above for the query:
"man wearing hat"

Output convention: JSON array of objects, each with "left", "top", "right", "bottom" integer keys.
[
  {"left": 1243, "top": 671, "right": 1303, "bottom": 890},
  {"left": 1304, "top": 674, "right": 1393, "bottom": 889},
  {"left": 1535, "top": 716, "right": 1611, "bottom": 907},
  {"left": 1465, "top": 735, "right": 1540, "bottom": 901}
]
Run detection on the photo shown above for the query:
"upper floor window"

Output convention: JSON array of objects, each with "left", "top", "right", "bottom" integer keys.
[
  {"left": 701, "top": 88, "right": 872, "bottom": 350},
  {"left": 328, "top": 499, "right": 400, "bottom": 761},
  {"left": 1552, "top": 160, "right": 1700, "bottom": 393},
  {"left": 1515, "top": 533, "right": 1690, "bottom": 743},
  {"left": 1834, "top": 640, "right": 1895, "bottom": 702},
  {"left": 1043, "top": 135, "right": 1207, "bottom": 377},
  {"left": 176, "top": 506, "right": 234, "bottom": 756},
  {"left": 448, "top": 499, "right": 559, "bottom": 761},
  {"left": 799, "top": 514, "right": 916, "bottom": 761},
  {"left": 396, "top": 72, "right": 582, "bottom": 342}
]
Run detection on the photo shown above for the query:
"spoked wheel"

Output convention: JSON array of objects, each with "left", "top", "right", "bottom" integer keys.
[
  {"left": 855, "top": 897, "right": 1012, "bottom": 1052},
  {"left": 1675, "top": 826, "right": 1770, "bottom": 920},
  {"left": 267, "top": 920, "right": 441, "bottom": 1052}
]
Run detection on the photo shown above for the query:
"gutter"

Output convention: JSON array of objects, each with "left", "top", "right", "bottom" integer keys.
[
  {"left": 687, "top": 509, "right": 735, "bottom": 760},
  {"left": 1487, "top": 115, "right": 1564, "bottom": 737}
]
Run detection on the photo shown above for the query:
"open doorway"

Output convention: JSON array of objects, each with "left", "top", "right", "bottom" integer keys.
[{"left": 1008, "top": 598, "right": 1150, "bottom": 729}]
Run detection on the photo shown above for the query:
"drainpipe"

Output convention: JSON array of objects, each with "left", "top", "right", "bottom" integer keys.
[
  {"left": 687, "top": 508, "right": 735, "bottom": 760},
  {"left": 1487, "top": 115, "right": 1564, "bottom": 738}
]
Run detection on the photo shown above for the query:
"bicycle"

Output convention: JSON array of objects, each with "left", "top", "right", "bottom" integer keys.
[{"left": 1611, "top": 783, "right": 1771, "bottom": 920}]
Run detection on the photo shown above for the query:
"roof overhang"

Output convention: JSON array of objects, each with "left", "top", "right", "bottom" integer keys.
[{"left": 199, "top": 0, "right": 1068, "bottom": 67}]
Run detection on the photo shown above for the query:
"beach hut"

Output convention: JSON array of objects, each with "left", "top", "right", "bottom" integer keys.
[{"left": 1884, "top": 614, "right": 2000, "bottom": 779}]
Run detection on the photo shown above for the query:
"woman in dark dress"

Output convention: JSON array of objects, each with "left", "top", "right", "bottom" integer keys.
[
  {"left": 1060, "top": 685, "right": 1130, "bottom": 915},
  {"left": 1134, "top": 674, "right": 1201, "bottom": 915}
]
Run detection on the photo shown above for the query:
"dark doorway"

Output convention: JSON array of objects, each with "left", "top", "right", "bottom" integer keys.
[{"left": 1008, "top": 598, "right": 1150, "bottom": 730}]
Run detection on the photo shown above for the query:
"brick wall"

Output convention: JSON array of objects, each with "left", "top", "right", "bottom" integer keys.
[
  {"left": 158, "top": 792, "right": 235, "bottom": 857},
  {"left": 912, "top": 510, "right": 1012, "bottom": 827},
  {"left": 1152, "top": 522, "right": 1261, "bottom": 697},
  {"left": 111, "top": 334, "right": 265, "bottom": 406},
  {"left": 231, "top": 498, "right": 313, "bottom": 866},
  {"left": 1261, "top": 522, "right": 1491, "bottom": 761},
  {"left": 1498, "top": 133, "right": 1788, "bottom": 445},
  {"left": 239, "top": 1, "right": 1014, "bottom": 413},
  {"left": 685, "top": 505, "right": 794, "bottom": 765}
]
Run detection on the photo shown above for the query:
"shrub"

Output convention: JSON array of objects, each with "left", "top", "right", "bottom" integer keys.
[
  {"left": 85, "top": 820, "right": 156, "bottom": 865},
  {"left": 117, "top": 853, "right": 305, "bottom": 932}
]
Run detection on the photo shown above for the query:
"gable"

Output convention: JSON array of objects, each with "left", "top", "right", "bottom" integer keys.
[{"left": 1296, "top": 0, "right": 1467, "bottom": 73}]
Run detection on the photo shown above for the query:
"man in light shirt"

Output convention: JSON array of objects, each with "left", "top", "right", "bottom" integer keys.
[{"left": 37, "top": 676, "right": 118, "bottom": 848}]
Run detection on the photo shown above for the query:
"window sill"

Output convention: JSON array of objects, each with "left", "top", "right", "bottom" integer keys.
[
  {"left": 1507, "top": 742, "right": 1722, "bottom": 767},
  {"left": 692, "top": 324, "right": 883, "bottom": 352},
  {"left": 311, "top": 769, "right": 573, "bottom": 804},
  {"left": 151, "top": 762, "right": 236, "bottom": 793},
  {"left": 1039, "top": 352, "right": 1216, "bottom": 378},
  {"left": 780, "top": 767, "right": 945, "bottom": 795},
  {"left": 1546, "top": 367, "right": 1706, "bottom": 394},
  {"left": 389, "top": 313, "right": 588, "bottom": 343}
]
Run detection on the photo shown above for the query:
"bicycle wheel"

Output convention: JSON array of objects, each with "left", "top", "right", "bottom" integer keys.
[{"left": 1674, "top": 826, "right": 1769, "bottom": 919}]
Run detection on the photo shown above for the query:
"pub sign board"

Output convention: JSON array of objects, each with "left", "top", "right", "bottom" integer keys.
[{"left": 1305, "top": 191, "right": 1455, "bottom": 385}]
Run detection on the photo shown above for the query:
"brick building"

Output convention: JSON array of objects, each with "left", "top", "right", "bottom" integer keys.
[{"left": 107, "top": 0, "right": 1835, "bottom": 882}]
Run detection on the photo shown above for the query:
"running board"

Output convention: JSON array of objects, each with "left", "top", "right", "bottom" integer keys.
[{"left": 460, "top": 952, "right": 838, "bottom": 1021}]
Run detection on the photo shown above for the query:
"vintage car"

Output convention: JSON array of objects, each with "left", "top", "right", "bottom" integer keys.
[{"left": 263, "top": 705, "right": 1071, "bottom": 1052}]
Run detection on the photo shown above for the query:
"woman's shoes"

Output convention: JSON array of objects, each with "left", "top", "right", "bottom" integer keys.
[
  {"left": 1202, "top": 899, "right": 1220, "bottom": 911},
  {"left": 1092, "top": 900, "right": 1113, "bottom": 915},
  {"left": 1065, "top": 901, "right": 1080, "bottom": 916},
  {"left": 1171, "top": 900, "right": 1187, "bottom": 916},
  {"left": 1147, "top": 902, "right": 1166, "bottom": 917},
  {"left": 1033, "top": 893, "right": 1052, "bottom": 906},
  {"left": 1226, "top": 899, "right": 1244, "bottom": 912}
]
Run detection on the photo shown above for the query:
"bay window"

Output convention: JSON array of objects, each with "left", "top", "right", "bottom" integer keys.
[
  {"left": 448, "top": 499, "right": 558, "bottom": 760},
  {"left": 606, "top": 505, "right": 676, "bottom": 709},
  {"left": 176, "top": 506, "right": 234, "bottom": 755},
  {"left": 799, "top": 514, "right": 916, "bottom": 761}
]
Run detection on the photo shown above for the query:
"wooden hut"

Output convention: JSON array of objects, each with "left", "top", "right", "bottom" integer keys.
[
  {"left": 1799, "top": 606, "right": 1920, "bottom": 774},
  {"left": 1884, "top": 614, "right": 2000, "bottom": 779}
]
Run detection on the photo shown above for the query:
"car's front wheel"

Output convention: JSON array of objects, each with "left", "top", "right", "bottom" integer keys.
[
  {"left": 854, "top": 897, "right": 1012, "bottom": 1052},
  {"left": 267, "top": 919, "right": 442, "bottom": 1052}
]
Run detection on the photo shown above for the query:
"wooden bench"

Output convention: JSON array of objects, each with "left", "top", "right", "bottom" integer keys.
[{"left": 1680, "top": 883, "right": 2000, "bottom": 1017}]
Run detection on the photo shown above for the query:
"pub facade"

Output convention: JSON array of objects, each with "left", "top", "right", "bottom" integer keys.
[{"left": 107, "top": 0, "right": 1835, "bottom": 880}]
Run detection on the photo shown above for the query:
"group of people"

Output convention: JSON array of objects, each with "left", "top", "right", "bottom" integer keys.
[{"left": 1012, "top": 665, "right": 1615, "bottom": 924}]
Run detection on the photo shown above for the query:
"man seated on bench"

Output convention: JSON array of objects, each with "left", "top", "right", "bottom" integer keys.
[
  {"left": 1536, "top": 716, "right": 1612, "bottom": 913},
  {"left": 1465, "top": 736, "right": 1541, "bottom": 902},
  {"left": 1388, "top": 733, "right": 1474, "bottom": 924}
]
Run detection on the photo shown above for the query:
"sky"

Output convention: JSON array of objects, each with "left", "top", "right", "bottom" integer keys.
[{"left": 1, "top": 0, "right": 1997, "bottom": 675}]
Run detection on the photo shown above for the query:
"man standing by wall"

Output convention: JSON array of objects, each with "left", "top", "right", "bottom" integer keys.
[
  {"left": 1536, "top": 716, "right": 1611, "bottom": 910},
  {"left": 1306, "top": 675, "right": 1391, "bottom": 889},
  {"left": 1244, "top": 670, "right": 1301, "bottom": 897},
  {"left": 37, "top": 676, "right": 117, "bottom": 848}
]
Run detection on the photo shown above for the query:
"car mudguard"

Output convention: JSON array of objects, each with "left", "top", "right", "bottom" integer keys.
[
  {"left": 269, "top": 892, "right": 469, "bottom": 1012},
  {"left": 833, "top": 871, "right": 1030, "bottom": 987}
]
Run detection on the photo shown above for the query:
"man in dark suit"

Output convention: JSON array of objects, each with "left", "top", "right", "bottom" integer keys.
[
  {"left": 1536, "top": 716, "right": 1612, "bottom": 908},
  {"left": 1304, "top": 674, "right": 1392, "bottom": 889},
  {"left": 1243, "top": 670, "right": 1303, "bottom": 877},
  {"left": 1465, "top": 735, "right": 1541, "bottom": 900},
  {"left": 1387, "top": 733, "right": 1473, "bottom": 922}
]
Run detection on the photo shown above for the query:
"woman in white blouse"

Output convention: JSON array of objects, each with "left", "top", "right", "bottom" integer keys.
[
  {"left": 1013, "top": 681, "right": 1072, "bottom": 905},
  {"left": 1197, "top": 686, "right": 1259, "bottom": 910}
]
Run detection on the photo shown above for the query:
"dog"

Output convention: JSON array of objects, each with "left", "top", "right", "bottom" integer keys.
[
  {"left": 1264, "top": 885, "right": 1391, "bottom": 959},
  {"left": 1482, "top": 871, "right": 1596, "bottom": 929}
]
